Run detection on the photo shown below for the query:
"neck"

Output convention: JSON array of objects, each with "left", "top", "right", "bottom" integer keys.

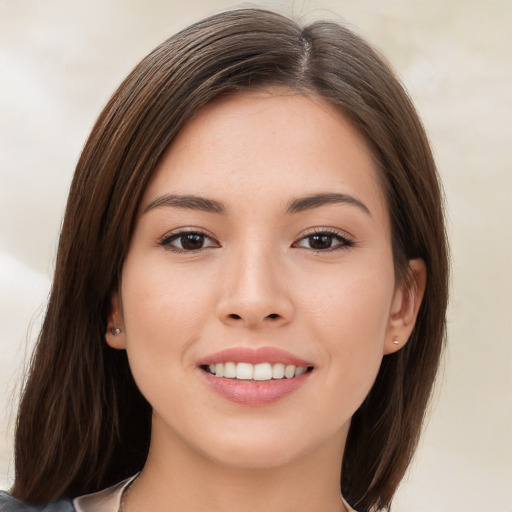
[{"left": 125, "top": 417, "right": 349, "bottom": 512}]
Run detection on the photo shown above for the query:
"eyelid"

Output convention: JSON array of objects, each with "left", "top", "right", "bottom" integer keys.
[
  {"left": 292, "top": 227, "right": 354, "bottom": 251},
  {"left": 158, "top": 227, "right": 220, "bottom": 252}
]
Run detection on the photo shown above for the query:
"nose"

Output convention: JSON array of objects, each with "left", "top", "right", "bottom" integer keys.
[{"left": 216, "top": 244, "right": 295, "bottom": 329}]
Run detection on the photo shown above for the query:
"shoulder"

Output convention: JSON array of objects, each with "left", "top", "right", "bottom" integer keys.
[{"left": 0, "top": 492, "right": 74, "bottom": 512}]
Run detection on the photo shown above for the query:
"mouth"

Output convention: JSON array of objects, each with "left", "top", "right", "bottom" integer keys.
[
  {"left": 197, "top": 347, "right": 315, "bottom": 405},
  {"left": 200, "top": 362, "right": 314, "bottom": 381}
]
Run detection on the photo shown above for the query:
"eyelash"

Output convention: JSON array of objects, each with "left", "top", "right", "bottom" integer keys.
[
  {"left": 158, "top": 230, "right": 219, "bottom": 253},
  {"left": 292, "top": 228, "right": 354, "bottom": 253},
  {"left": 158, "top": 228, "right": 354, "bottom": 254}
]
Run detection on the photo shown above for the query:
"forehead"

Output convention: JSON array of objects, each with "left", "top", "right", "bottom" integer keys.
[{"left": 141, "top": 89, "right": 388, "bottom": 222}]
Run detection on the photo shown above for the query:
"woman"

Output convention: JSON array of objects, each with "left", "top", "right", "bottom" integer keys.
[{"left": 1, "top": 8, "right": 448, "bottom": 512}]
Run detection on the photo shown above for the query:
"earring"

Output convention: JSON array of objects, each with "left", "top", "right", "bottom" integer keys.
[
  {"left": 392, "top": 337, "right": 399, "bottom": 345},
  {"left": 109, "top": 326, "right": 121, "bottom": 336}
]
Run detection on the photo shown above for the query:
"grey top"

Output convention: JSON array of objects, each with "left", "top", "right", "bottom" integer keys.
[
  {"left": 0, "top": 493, "right": 74, "bottom": 512},
  {"left": 0, "top": 475, "right": 135, "bottom": 512}
]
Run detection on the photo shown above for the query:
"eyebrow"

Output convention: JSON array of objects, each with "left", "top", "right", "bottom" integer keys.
[
  {"left": 143, "top": 192, "right": 371, "bottom": 217},
  {"left": 285, "top": 193, "right": 371, "bottom": 216},
  {"left": 144, "top": 194, "right": 226, "bottom": 214}
]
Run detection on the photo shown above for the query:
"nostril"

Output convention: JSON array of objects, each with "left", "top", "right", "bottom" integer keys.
[
  {"left": 266, "top": 313, "right": 280, "bottom": 319},
  {"left": 228, "top": 313, "right": 242, "bottom": 320}
]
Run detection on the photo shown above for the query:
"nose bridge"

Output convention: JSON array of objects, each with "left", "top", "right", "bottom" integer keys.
[{"left": 217, "top": 236, "right": 293, "bottom": 328}]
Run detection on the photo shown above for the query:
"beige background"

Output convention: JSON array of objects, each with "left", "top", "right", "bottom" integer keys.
[{"left": 1, "top": 1, "right": 511, "bottom": 510}]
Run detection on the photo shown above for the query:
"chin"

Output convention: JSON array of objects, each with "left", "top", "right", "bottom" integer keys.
[
  {"left": 193, "top": 419, "right": 347, "bottom": 472},
  {"left": 204, "top": 439, "right": 308, "bottom": 470}
]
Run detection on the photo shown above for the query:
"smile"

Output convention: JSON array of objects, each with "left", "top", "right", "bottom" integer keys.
[
  {"left": 198, "top": 347, "right": 315, "bottom": 405},
  {"left": 203, "top": 362, "right": 312, "bottom": 380}
]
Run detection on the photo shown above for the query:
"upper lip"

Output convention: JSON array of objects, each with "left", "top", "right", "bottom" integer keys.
[{"left": 197, "top": 346, "right": 314, "bottom": 367}]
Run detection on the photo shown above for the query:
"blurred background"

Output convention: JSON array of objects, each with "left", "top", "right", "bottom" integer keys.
[{"left": 0, "top": 1, "right": 510, "bottom": 510}]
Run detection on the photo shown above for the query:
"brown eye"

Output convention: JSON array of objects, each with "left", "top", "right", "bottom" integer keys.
[
  {"left": 294, "top": 231, "right": 352, "bottom": 251},
  {"left": 180, "top": 233, "right": 207, "bottom": 250},
  {"left": 160, "top": 231, "right": 218, "bottom": 252},
  {"left": 307, "top": 234, "right": 335, "bottom": 250}
]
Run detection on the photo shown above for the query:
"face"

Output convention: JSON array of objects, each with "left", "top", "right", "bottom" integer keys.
[{"left": 108, "top": 89, "right": 419, "bottom": 471}]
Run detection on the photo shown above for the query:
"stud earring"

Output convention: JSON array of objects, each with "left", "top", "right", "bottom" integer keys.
[
  {"left": 109, "top": 326, "right": 121, "bottom": 336},
  {"left": 392, "top": 337, "right": 399, "bottom": 345}
]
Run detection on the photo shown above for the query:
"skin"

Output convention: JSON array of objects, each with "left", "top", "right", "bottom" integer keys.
[{"left": 107, "top": 89, "right": 426, "bottom": 512}]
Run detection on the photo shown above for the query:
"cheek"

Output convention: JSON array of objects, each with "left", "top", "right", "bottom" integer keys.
[
  {"left": 301, "top": 256, "right": 395, "bottom": 343},
  {"left": 119, "top": 256, "right": 217, "bottom": 375},
  {"left": 299, "top": 259, "right": 395, "bottom": 409}
]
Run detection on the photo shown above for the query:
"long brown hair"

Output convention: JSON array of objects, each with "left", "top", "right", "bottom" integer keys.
[{"left": 13, "top": 9, "right": 448, "bottom": 511}]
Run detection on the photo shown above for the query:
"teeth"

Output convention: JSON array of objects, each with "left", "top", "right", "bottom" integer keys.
[
  {"left": 284, "top": 365, "right": 296, "bottom": 378},
  {"left": 253, "top": 363, "right": 272, "bottom": 381},
  {"left": 206, "top": 362, "right": 309, "bottom": 380},
  {"left": 236, "top": 362, "right": 253, "bottom": 380},
  {"left": 215, "top": 363, "right": 224, "bottom": 377},
  {"left": 272, "top": 363, "right": 285, "bottom": 379},
  {"left": 294, "top": 366, "right": 306, "bottom": 377},
  {"left": 224, "top": 362, "right": 237, "bottom": 378}
]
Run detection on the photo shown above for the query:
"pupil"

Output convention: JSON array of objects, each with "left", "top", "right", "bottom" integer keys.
[
  {"left": 309, "top": 234, "right": 332, "bottom": 250},
  {"left": 181, "top": 233, "right": 204, "bottom": 250}
]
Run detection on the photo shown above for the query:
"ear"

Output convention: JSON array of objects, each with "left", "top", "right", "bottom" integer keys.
[
  {"left": 384, "top": 259, "right": 427, "bottom": 355},
  {"left": 105, "top": 291, "right": 127, "bottom": 350}
]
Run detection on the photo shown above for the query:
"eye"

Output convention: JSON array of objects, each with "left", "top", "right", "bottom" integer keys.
[
  {"left": 293, "top": 230, "right": 353, "bottom": 251},
  {"left": 159, "top": 231, "right": 219, "bottom": 252}
]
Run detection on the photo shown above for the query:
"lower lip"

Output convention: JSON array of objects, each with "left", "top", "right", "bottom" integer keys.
[{"left": 199, "top": 369, "right": 312, "bottom": 405}]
